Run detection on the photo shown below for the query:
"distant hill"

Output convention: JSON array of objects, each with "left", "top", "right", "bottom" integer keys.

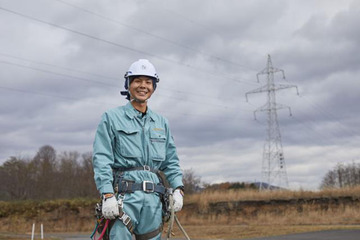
[{"left": 252, "top": 182, "right": 283, "bottom": 190}]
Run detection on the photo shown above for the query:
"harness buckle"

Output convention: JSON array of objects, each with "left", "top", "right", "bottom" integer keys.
[
  {"left": 117, "top": 196, "right": 124, "bottom": 209},
  {"left": 142, "top": 181, "right": 154, "bottom": 193},
  {"left": 120, "top": 181, "right": 130, "bottom": 193},
  {"left": 143, "top": 165, "right": 151, "bottom": 171},
  {"left": 119, "top": 213, "right": 131, "bottom": 226}
]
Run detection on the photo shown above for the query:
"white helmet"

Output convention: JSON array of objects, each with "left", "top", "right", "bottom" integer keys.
[
  {"left": 121, "top": 59, "right": 160, "bottom": 99},
  {"left": 124, "top": 59, "right": 159, "bottom": 82}
]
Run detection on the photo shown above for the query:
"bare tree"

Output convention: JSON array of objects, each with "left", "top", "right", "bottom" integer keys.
[
  {"left": 321, "top": 169, "right": 337, "bottom": 189},
  {"left": 57, "top": 151, "right": 80, "bottom": 198},
  {"left": 78, "top": 152, "right": 98, "bottom": 197},
  {"left": 182, "top": 168, "right": 202, "bottom": 194},
  {"left": 321, "top": 162, "right": 360, "bottom": 189},
  {"left": 31, "top": 145, "right": 58, "bottom": 198},
  {"left": 0, "top": 156, "right": 32, "bottom": 200}
]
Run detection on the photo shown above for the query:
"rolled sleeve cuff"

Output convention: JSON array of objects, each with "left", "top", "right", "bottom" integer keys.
[
  {"left": 170, "top": 177, "right": 184, "bottom": 190},
  {"left": 100, "top": 184, "right": 114, "bottom": 195}
]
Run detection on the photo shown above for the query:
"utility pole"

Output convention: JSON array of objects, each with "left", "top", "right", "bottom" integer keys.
[{"left": 246, "top": 55, "right": 298, "bottom": 190}]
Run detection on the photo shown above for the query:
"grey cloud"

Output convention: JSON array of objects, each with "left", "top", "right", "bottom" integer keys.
[{"left": 1, "top": 0, "right": 359, "bottom": 190}]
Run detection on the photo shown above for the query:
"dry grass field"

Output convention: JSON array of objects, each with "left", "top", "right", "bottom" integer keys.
[
  {"left": 186, "top": 186, "right": 360, "bottom": 204},
  {"left": 169, "top": 224, "right": 360, "bottom": 239},
  {"left": 171, "top": 186, "right": 360, "bottom": 239},
  {"left": 1, "top": 186, "right": 360, "bottom": 239}
]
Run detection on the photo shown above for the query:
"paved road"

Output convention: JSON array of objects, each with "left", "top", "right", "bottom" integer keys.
[{"left": 241, "top": 229, "right": 360, "bottom": 240}]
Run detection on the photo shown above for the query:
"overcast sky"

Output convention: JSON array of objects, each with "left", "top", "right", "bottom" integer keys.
[{"left": 1, "top": 0, "right": 360, "bottom": 190}]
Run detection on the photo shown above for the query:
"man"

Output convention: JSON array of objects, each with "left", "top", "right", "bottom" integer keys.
[{"left": 92, "top": 59, "right": 184, "bottom": 240}]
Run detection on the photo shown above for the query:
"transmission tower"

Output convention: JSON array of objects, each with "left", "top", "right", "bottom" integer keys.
[{"left": 246, "top": 55, "right": 299, "bottom": 190}]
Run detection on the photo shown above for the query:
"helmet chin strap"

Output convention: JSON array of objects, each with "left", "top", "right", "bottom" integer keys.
[
  {"left": 130, "top": 98, "right": 147, "bottom": 104},
  {"left": 129, "top": 92, "right": 148, "bottom": 104}
]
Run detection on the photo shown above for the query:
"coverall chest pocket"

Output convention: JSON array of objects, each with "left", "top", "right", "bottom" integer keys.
[
  {"left": 149, "top": 131, "right": 166, "bottom": 161},
  {"left": 116, "top": 128, "right": 142, "bottom": 158}
]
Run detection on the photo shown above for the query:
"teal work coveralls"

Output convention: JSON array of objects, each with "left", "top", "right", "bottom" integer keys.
[{"left": 93, "top": 102, "right": 183, "bottom": 240}]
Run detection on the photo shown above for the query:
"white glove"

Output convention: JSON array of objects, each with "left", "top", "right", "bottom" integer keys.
[
  {"left": 102, "top": 195, "right": 119, "bottom": 219},
  {"left": 172, "top": 189, "right": 183, "bottom": 212}
]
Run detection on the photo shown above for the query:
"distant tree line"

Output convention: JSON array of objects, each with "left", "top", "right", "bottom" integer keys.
[
  {"left": 8, "top": 145, "right": 357, "bottom": 200},
  {"left": 0, "top": 145, "right": 209, "bottom": 200},
  {"left": 203, "top": 181, "right": 257, "bottom": 191},
  {"left": 0, "top": 145, "right": 97, "bottom": 200},
  {"left": 321, "top": 162, "right": 360, "bottom": 189}
]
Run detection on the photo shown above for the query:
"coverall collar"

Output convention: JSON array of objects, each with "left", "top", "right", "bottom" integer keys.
[{"left": 124, "top": 102, "right": 156, "bottom": 122}]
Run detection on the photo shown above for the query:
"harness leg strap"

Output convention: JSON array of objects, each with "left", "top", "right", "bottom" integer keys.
[
  {"left": 118, "top": 208, "right": 134, "bottom": 233},
  {"left": 135, "top": 224, "right": 163, "bottom": 240}
]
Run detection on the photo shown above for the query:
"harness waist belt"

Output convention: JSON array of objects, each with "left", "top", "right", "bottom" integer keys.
[{"left": 119, "top": 180, "right": 166, "bottom": 194}]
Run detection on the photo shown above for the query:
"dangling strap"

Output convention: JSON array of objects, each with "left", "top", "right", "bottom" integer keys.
[
  {"left": 135, "top": 224, "right": 163, "bottom": 240},
  {"left": 118, "top": 208, "right": 134, "bottom": 233}
]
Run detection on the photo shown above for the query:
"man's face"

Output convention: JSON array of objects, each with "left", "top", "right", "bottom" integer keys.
[{"left": 129, "top": 76, "right": 154, "bottom": 102}]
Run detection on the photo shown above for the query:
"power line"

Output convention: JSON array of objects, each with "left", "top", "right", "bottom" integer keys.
[
  {"left": 282, "top": 77, "right": 359, "bottom": 136},
  {"left": 0, "top": 51, "right": 228, "bottom": 101},
  {"left": 0, "top": 59, "right": 118, "bottom": 87},
  {"left": 157, "top": 92, "right": 250, "bottom": 111},
  {"left": 0, "top": 51, "right": 253, "bottom": 112},
  {"left": 289, "top": 114, "right": 341, "bottom": 145},
  {"left": 53, "top": 0, "right": 257, "bottom": 72},
  {"left": 0, "top": 59, "right": 249, "bottom": 111},
  {"left": 0, "top": 51, "right": 229, "bottom": 101},
  {"left": 1, "top": 51, "right": 256, "bottom": 111},
  {"left": 0, "top": 85, "right": 250, "bottom": 120},
  {"left": 0, "top": 6, "right": 257, "bottom": 86},
  {"left": 160, "top": 86, "right": 220, "bottom": 100},
  {"left": 0, "top": 52, "right": 119, "bottom": 81},
  {"left": 0, "top": 86, "right": 117, "bottom": 106},
  {"left": 292, "top": 106, "right": 359, "bottom": 143},
  {"left": 299, "top": 94, "right": 360, "bottom": 137},
  {"left": 0, "top": 58, "right": 250, "bottom": 111},
  {"left": 1, "top": 82, "right": 356, "bottom": 143},
  {"left": 160, "top": 6, "right": 214, "bottom": 34}
]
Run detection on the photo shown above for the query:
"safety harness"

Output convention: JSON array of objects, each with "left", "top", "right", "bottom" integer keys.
[{"left": 91, "top": 165, "right": 175, "bottom": 240}]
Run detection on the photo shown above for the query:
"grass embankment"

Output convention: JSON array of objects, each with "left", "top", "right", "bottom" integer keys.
[
  {"left": 1, "top": 187, "right": 360, "bottom": 239},
  {"left": 174, "top": 186, "right": 360, "bottom": 239}
]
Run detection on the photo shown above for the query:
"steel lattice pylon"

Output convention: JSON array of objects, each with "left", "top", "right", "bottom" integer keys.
[{"left": 246, "top": 55, "right": 298, "bottom": 190}]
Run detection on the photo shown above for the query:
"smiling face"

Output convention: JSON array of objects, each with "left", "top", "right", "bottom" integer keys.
[{"left": 129, "top": 76, "right": 155, "bottom": 104}]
